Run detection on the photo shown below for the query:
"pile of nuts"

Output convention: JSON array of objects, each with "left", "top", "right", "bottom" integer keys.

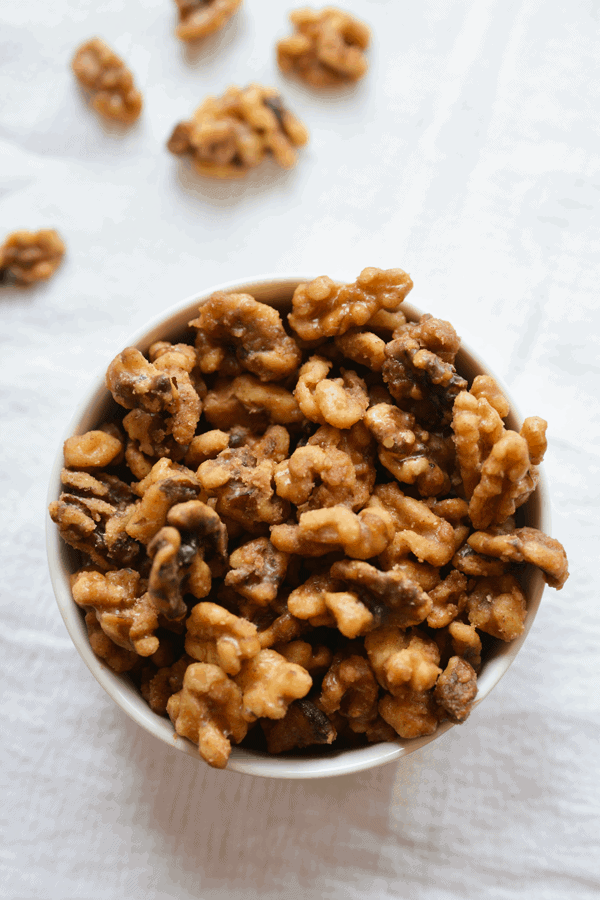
[{"left": 49, "top": 268, "right": 568, "bottom": 768}]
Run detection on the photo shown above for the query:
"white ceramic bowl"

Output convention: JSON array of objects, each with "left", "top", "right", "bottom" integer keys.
[{"left": 46, "top": 274, "right": 550, "bottom": 779}]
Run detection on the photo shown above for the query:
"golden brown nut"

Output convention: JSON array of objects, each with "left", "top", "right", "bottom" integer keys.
[
  {"left": 289, "top": 268, "right": 412, "bottom": 341},
  {"left": 185, "top": 602, "right": 260, "bottom": 675},
  {"left": 190, "top": 292, "right": 302, "bottom": 381},
  {"left": 426, "top": 570, "right": 468, "bottom": 629},
  {"left": 174, "top": 0, "right": 242, "bottom": 41},
  {"left": 372, "top": 483, "right": 456, "bottom": 567},
  {"left": 271, "top": 504, "right": 395, "bottom": 560},
  {"left": 261, "top": 698, "right": 336, "bottom": 753},
  {"left": 225, "top": 538, "right": 289, "bottom": 605},
  {"left": 126, "top": 459, "right": 201, "bottom": 545},
  {"left": 304, "top": 422, "right": 377, "bottom": 510},
  {"left": 323, "top": 590, "right": 374, "bottom": 638},
  {"left": 319, "top": 653, "right": 379, "bottom": 730},
  {"left": 63, "top": 430, "right": 123, "bottom": 469},
  {"left": 49, "top": 468, "right": 140, "bottom": 569},
  {"left": 365, "top": 626, "right": 441, "bottom": 694},
  {"left": 0, "top": 229, "right": 65, "bottom": 285},
  {"left": 452, "top": 542, "right": 507, "bottom": 578},
  {"left": 84, "top": 610, "right": 139, "bottom": 673},
  {"left": 331, "top": 559, "right": 432, "bottom": 628},
  {"left": 468, "top": 526, "right": 569, "bottom": 590},
  {"left": 393, "top": 314, "right": 462, "bottom": 364},
  {"left": 287, "top": 572, "right": 343, "bottom": 623},
  {"left": 468, "top": 432, "right": 539, "bottom": 530},
  {"left": 274, "top": 444, "right": 362, "bottom": 513},
  {"left": 274, "top": 640, "right": 333, "bottom": 675},
  {"left": 72, "top": 568, "right": 160, "bottom": 657},
  {"left": 277, "top": 7, "right": 370, "bottom": 87},
  {"left": 72, "top": 38, "right": 142, "bottom": 123},
  {"left": 235, "top": 649, "right": 312, "bottom": 720},
  {"left": 379, "top": 687, "right": 439, "bottom": 739},
  {"left": 466, "top": 574, "right": 527, "bottom": 641},
  {"left": 167, "top": 85, "right": 308, "bottom": 177},
  {"left": 447, "top": 620, "right": 482, "bottom": 671},
  {"left": 364, "top": 403, "right": 451, "bottom": 497},
  {"left": 294, "top": 356, "right": 369, "bottom": 429},
  {"left": 167, "top": 663, "right": 249, "bottom": 768},
  {"left": 141, "top": 654, "right": 192, "bottom": 715},
  {"left": 334, "top": 329, "right": 386, "bottom": 371},
  {"left": 230, "top": 374, "right": 303, "bottom": 425},
  {"left": 434, "top": 656, "right": 478, "bottom": 723}
]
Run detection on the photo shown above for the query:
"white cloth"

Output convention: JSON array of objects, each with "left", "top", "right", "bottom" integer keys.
[{"left": 1, "top": 0, "right": 599, "bottom": 897}]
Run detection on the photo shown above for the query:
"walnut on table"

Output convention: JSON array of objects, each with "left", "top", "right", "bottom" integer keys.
[
  {"left": 167, "top": 84, "right": 308, "bottom": 177},
  {"left": 0, "top": 229, "right": 65, "bottom": 286},
  {"left": 72, "top": 38, "right": 142, "bottom": 124},
  {"left": 277, "top": 7, "right": 370, "bottom": 87},
  {"left": 288, "top": 268, "right": 413, "bottom": 342},
  {"left": 434, "top": 656, "right": 478, "bottom": 724},
  {"left": 174, "top": 0, "right": 242, "bottom": 42}
]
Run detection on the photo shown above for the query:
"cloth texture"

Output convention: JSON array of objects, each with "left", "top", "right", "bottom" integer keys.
[{"left": 1, "top": 1, "right": 599, "bottom": 898}]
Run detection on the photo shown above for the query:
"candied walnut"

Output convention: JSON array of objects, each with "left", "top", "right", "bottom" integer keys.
[
  {"left": 49, "top": 468, "right": 140, "bottom": 569},
  {"left": 469, "top": 432, "right": 539, "bottom": 530},
  {"left": 319, "top": 653, "right": 379, "bottom": 730},
  {"left": 372, "top": 483, "right": 456, "bottom": 567},
  {"left": 379, "top": 687, "right": 439, "bottom": 739},
  {"left": 360, "top": 715, "right": 398, "bottom": 743},
  {"left": 520, "top": 416, "right": 547, "bottom": 466},
  {"left": 277, "top": 7, "right": 370, "bottom": 87},
  {"left": 434, "top": 656, "right": 478, "bottom": 724},
  {"left": 262, "top": 698, "right": 336, "bottom": 753},
  {"left": 365, "top": 403, "right": 451, "bottom": 497},
  {"left": 185, "top": 602, "right": 260, "bottom": 675},
  {"left": 468, "top": 526, "right": 568, "bottom": 590},
  {"left": 271, "top": 504, "right": 395, "bottom": 560},
  {"left": 126, "top": 459, "right": 201, "bottom": 545},
  {"left": 0, "top": 229, "right": 65, "bottom": 285},
  {"left": 225, "top": 538, "right": 289, "bottom": 605},
  {"left": 452, "top": 542, "right": 507, "bottom": 578},
  {"left": 288, "top": 268, "right": 413, "bottom": 342},
  {"left": 167, "top": 663, "right": 248, "bottom": 768},
  {"left": 147, "top": 341, "right": 205, "bottom": 447},
  {"left": 197, "top": 445, "right": 288, "bottom": 530},
  {"left": 384, "top": 557, "right": 441, "bottom": 591},
  {"left": 256, "top": 607, "right": 309, "bottom": 649},
  {"left": 287, "top": 573, "right": 343, "bottom": 623},
  {"left": 230, "top": 374, "right": 303, "bottom": 425},
  {"left": 184, "top": 430, "right": 229, "bottom": 468},
  {"left": 323, "top": 590, "right": 374, "bottom": 638},
  {"left": 174, "top": 0, "right": 241, "bottom": 41},
  {"left": 235, "top": 649, "right": 312, "bottom": 720},
  {"left": 63, "top": 429, "right": 123, "bottom": 469},
  {"left": 190, "top": 292, "right": 301, "bottom": 381},
  {"left": 72, "top": 568, "right": 160, "bottom": 657},
  {"left": 141, "top": 654, "right": 192, "bottom": 715},
  {"left": 274, "top": 444, "right": 364, "bottom": 513},
  {"left": 466, "top": 574, "right": 527, "bottom": 641},
  {"left": 203, "top": 379, "right": 267, "bottom": 430},
  {"left": 72, "top": 38, "right": 142, "bottom": 124},
  {"left": 334, "top": 329, "right": 386, "bottom": 371},
  {"left": 275, "top": 640, "right": 333, "bottom": 675},
  {"left": 294, "top": 356, "right": 369, "bottom": 429},
  {"left": 383, "top": 330, "right": 467, "bottom": 429},
  {"left": 84, "top": 610, "right": 138, "bottom": 673},
  {"left": 306, "top": 422, "right": 376, "bottom": 509},
  {"left": 452, "top": 384, "right": 507, "bottom": 498},
  {"left": 470, "top": 374, "right": 510, "bottom": 417},
  {"left": 167, "top": 84, "right": 308, "bottom": 177},
  {"left": 365, "top": 626, "right": 441, "bottom": 694},
  {"left": 426, "top": 570, "right": 468, "bottom": 629},
  {"left": 392, "top": 314, "right": 461, "bottom": 365},
  {"left": 331, "top": 560, "right": 432, "bottom": 628},
  {"left": 448, "top": 620, "right": 482, "bottom": 671}
]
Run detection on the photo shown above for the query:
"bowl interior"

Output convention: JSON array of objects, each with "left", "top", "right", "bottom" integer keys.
[{"left": 46, "top": 276, "right": 549, "bottom": 778}]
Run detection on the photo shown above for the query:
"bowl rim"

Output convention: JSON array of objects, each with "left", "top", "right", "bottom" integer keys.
[{"left": 46, "top": 273, "right": 550, "bottom": 779}]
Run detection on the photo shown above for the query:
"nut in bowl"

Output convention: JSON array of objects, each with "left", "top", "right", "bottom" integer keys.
[{"left": 46, "top": 272, "right": 568, "bottom": 779}]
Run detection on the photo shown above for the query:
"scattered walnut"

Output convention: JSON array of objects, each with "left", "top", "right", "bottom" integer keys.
[
  {"left": 294, "top": 356, "right": 369, "bottom": 429},
  {"left": 190, "top": 292, "right": 302, "bottom": 381},
  {"left": 466, "top": 574, "right": 527, "bottom": 641},
  {"left": 185, "top": 602, "right": 260, "bottom": 675},
  {"left": 365, "top": 626, "right": 441, "bottom": 694},
  {"left": 225, "top": 537, "right": 289, "bottom": 605},
  {"left": 167, "top": 663, "right": 249, "bottom": 768},
  {"left": 434, "top": 656, "right": 478, "bottom": 723},
  {"left": 0, "top": 229, "right": 65, "bottom": 286},
  {"left": 167, "top": 84, "right": 308, "bottom": 177},
  {"left": 235, "top": 649, "right": 312, "bottom": 720},
  {"left": 72, "top": 38, "right": 142, "bottom": 124},
  {"left": 72, "top": 568, "right": 160, "bottom": 657},
  {"left": 174, "top": 0, "right": 242, "bottom": 41},
  {"left": 262, "top": 698, "right": 336, "bottom": 753},
  {"left": 468, "top": 526, "right": 569, "bottom": 590},
  {"left": 289, "top": 268, "right": 413, "bottom": 342},
  {"left": 277, "top": 7, "right": 370, "bottom": 87}
]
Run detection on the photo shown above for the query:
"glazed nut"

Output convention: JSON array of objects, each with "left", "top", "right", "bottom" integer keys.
[
  {"left": 63, "top": 429, "right": 123, "bottom": 469},
  {"left": 294, "top": 356, "right": 369, "bottom": 429},
  {"left": 319, "top": 654, "right": 379, "bottom": 728},
  {"left": 185, "top": 602, "right": 260, "bottom": 675},
  {"left": 365, "top": 626, "right": 441, "bottom": 694},
  {"left": 277, "top": 7, "right": 370, "bottom": 87},
  {"left": 126, "top": 459, "right": 200, "bottom": 545},
  {"left": 334, "top": 329, "right": 386, "bottom": 371},
  {"left": 288, "top": 267, "right": 413, "bottom": 341},
  {"left": 274, "top": 444, "right": 361, "bottom": 513},
  {"left": 274, "top": 640, "right": 333, "bottom": 675},
  {"left": 379, "top": 687, "right": 439, "bottom": 739},
  {"left": 84, "top": 610, "right": 139, "bottom": 673},
  {"left": 271, "top": 504, "right": 395, "bottom": 559},
  {"left": 261, "top": 698, "right": 336, "bottom": 753},
  {"left": 468, "top": 526, "right": 569, "bottom": 590},
  {"left": 372, "top": 483, "right": 456, "bottom": 567},
  {"left": 426, "top": 570, "right": 468, "bottom": 629},
  {"left": 225, "top": 537, "right": 289, "bottom": 605},
  {"left": 72, "top": 38, "right": 142, "bottom": 123},
  {"left": 235, "top": 649, "right": 312, "bottom": 720},
  {"left": 466, "top": 574, "right": 527, "bottom": 642},
  {"left": 331, "top": 559, "right": 433, "bottom": 628},
  {"left": 167, "top": 663, "right": 249, "bottom": 768},
  {"left": 174, "top": 0, "right": 242, "bottom": 42},
  {"left": 433, "top": 656, "right": 478, "bottom": 723},
  {"left": 0, "top": 229, "right": 65, "bottom": 285}
]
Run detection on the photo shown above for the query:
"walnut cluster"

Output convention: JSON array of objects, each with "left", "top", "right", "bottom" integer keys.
[
  {"left": 167, "top": 84, "right": 309, "bottom": 178},
  {"left": 0, "top": 229, "right": 65, "bottom": 286},
  {"left": 50, "top": 267, "right": 568, "bottom": 768},
  {"left": 72, "top": 38, "right": 143, "bottom": 124},
  {"left": 277, "top": 7, "right": 371, "bottom": 87}
]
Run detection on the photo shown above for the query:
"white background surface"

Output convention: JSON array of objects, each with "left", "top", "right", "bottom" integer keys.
[{"left": 1, "top": 0, "right": 599, "bottom": 897}]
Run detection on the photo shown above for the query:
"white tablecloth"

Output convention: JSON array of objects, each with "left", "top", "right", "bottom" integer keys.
[{"left": 2, "top": 1, "right": 599, "bottom": 897}]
